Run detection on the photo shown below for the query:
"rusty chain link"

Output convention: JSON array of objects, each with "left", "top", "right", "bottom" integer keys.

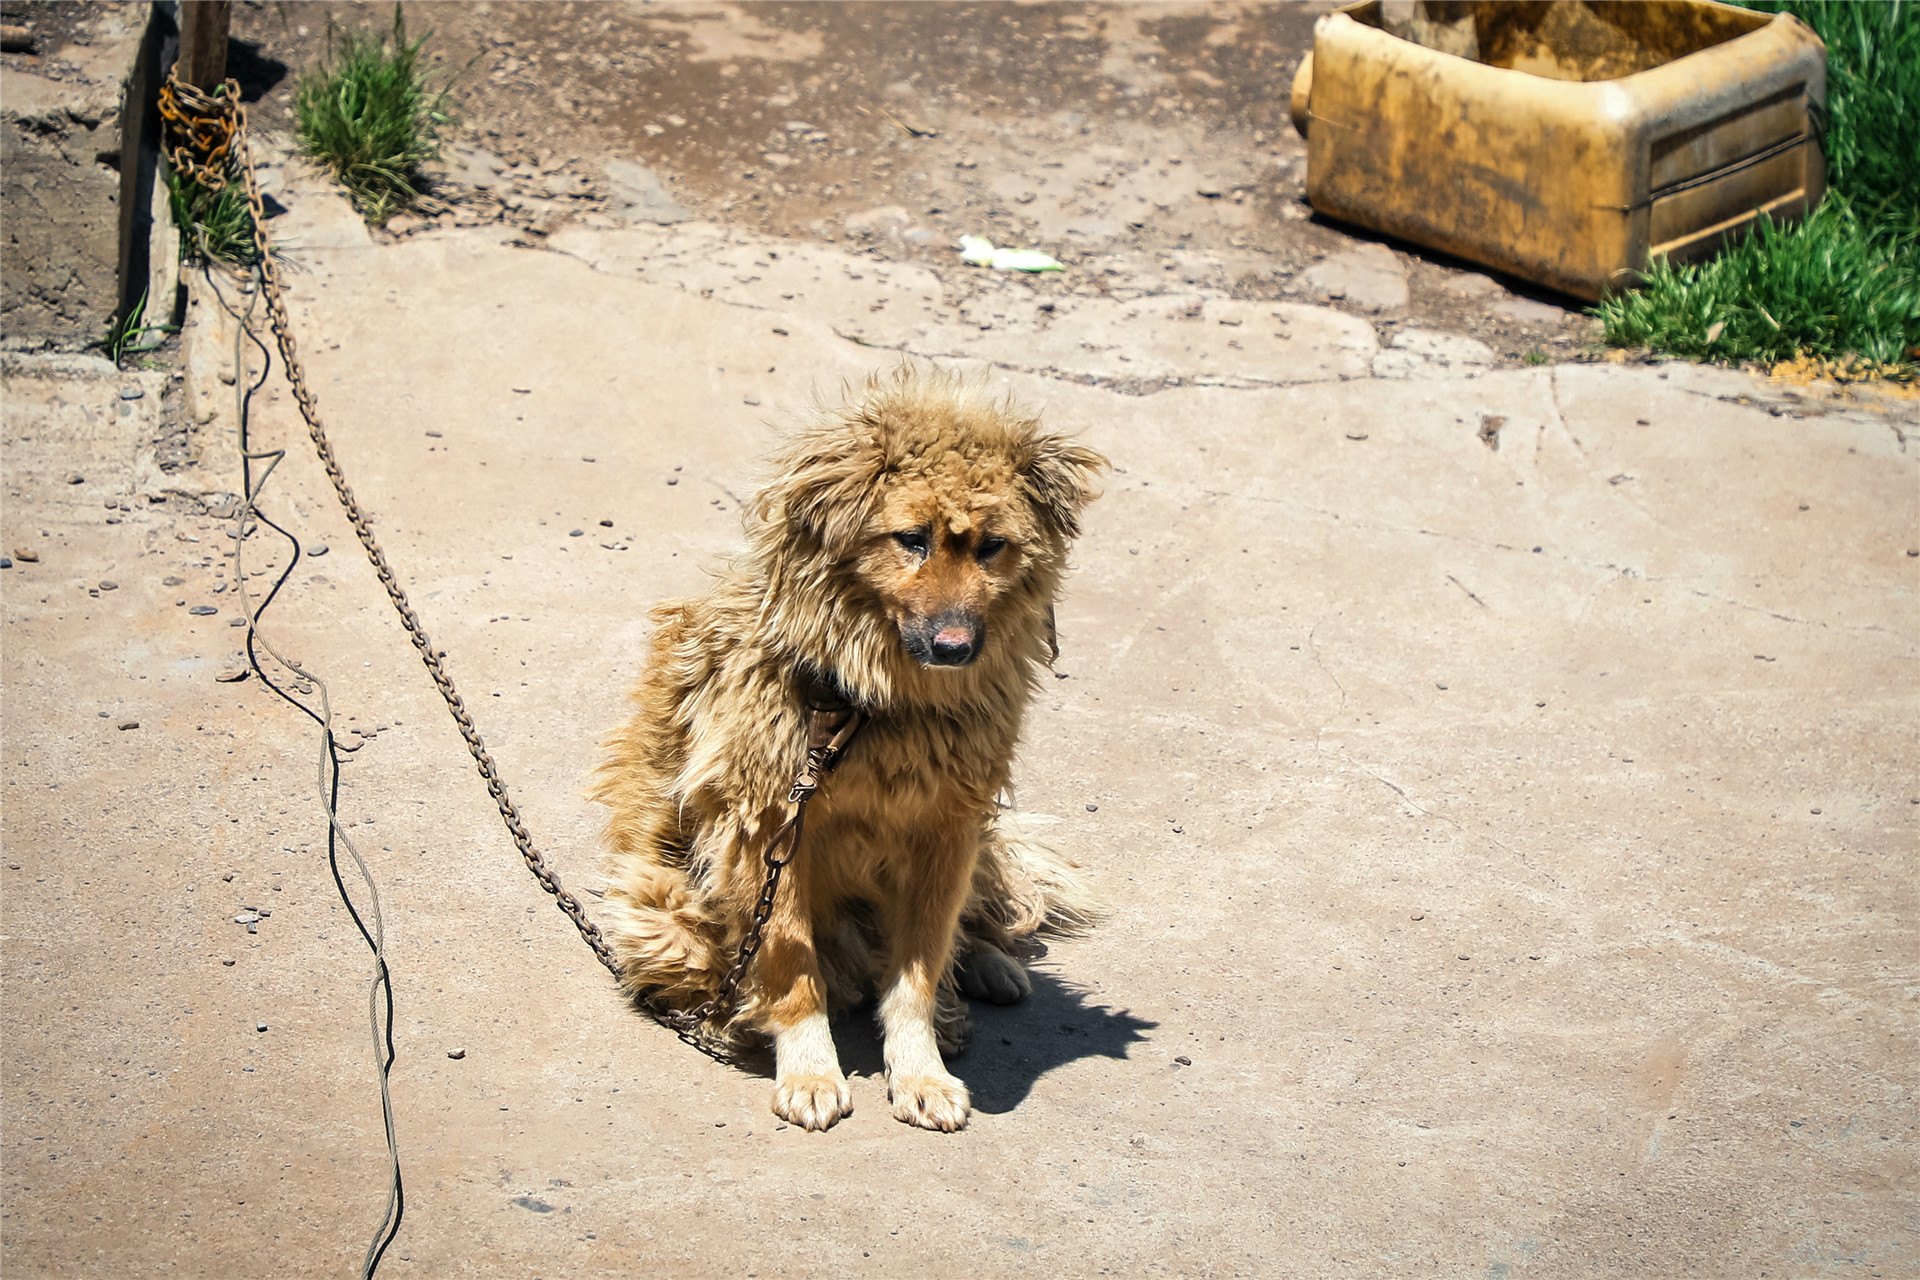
[
  {"left": 667, "top": 707, "right": 864, "bottom": 1035},
  {"left": 158, "top": 75, "right": 237, "bottom": 189},
  {"left": 162, "top": 72, "right": 861, "bottom": 1066}
]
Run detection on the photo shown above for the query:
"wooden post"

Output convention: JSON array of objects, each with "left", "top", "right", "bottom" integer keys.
[
  {"left": 176, "top": 0, "right": 232, "bottom": 90},
  {"left": 114, "top": 4, "right": 165, "bottom": 336}
]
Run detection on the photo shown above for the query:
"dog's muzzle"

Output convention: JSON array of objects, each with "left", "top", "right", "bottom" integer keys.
[{"left": 903, "top": 611, "right": 986, "bottom": 668}]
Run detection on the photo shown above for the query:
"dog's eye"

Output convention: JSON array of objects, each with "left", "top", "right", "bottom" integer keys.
[
  {"left": 893, "top": 530, "right": 930, "bottom": 557},
  {"left": 977, "top": 536, "right": 1007, "bottom": 560}
]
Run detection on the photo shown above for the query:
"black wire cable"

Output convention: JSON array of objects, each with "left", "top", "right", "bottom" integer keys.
[{"left": 201, "top": 264, "right": 405, "bottom": 1277}]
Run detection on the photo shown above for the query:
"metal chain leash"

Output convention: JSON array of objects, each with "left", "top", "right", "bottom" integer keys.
[
  {"left": 666, "top": 706, "right": 864, "bottom": 1034},
  {"left": 159, "top": 73, "right": 861, "bottom": 1064},
  {"left": 157, "top": 75, "right": 236, "bottom": 188}
]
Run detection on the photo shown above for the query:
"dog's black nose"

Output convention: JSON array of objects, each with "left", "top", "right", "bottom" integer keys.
[{"left": 929, "top": 627, "right": 976, "bottom": 666}]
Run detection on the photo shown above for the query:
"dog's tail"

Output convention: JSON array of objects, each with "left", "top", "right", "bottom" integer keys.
[
  {"left": 967, "top": 808, "right": 1103, "bottom": 945},
  {"left": 598, "top": 860, "right": 731, "bottom": 1012}
]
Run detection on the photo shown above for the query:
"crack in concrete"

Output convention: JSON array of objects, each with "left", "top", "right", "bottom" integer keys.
[
  {"left": 833, "top": 326, "right": 1362, "bottom": 398},
  {"left": 542, "top": 233, "right": 1379, "bottom": 398},
  {"left": 1446, "top": 574, "right": 1489, "bottom": 608},
  {"left": 1667, "top": 585, "right": 1918, "bottom": 645}
]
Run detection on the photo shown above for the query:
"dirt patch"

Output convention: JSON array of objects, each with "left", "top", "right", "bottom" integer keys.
[{"left": 229, "top": 1, "right": 1593, "bottom": 367}]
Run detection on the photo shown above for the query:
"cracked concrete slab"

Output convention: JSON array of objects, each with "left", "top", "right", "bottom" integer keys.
[
  {"left": 1302, "top": 242, "right": 1409, "bottom": 313},
  {"left": 1373, "top": 328, "right": 1497, "bottom": 380},
  {"left": 4, "top": 183, "right": 1916, "bottom": 1280},
  {"left": 548, "top": 220, "right": 1379, "bottom": 392}
]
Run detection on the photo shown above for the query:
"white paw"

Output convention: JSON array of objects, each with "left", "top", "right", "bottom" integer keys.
[
  {"left": 772, "top": 1072, "right": 852, "bottom": 1132},
  {"left": 957, "top": 944, "right": 1032, "bottom": 1005},
  {"left": 889, "top": 1071, "right": 971, "bottom": 1132}
]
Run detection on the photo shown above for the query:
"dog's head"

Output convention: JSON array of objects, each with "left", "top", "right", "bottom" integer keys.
[{"left": 751, "top": 368, "right": 1106, "bottom": 676}]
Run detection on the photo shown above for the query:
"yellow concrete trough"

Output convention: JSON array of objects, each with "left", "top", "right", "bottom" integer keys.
[{"left": 1290, "top": 0, "right": 1828, "bottom": 300}]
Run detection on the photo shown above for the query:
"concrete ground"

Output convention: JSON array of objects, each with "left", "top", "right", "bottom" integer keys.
[{"left": 5, "top": 8, "right": 1919, "bottom": 1279}]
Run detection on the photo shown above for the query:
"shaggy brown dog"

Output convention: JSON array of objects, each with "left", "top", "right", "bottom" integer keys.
[{"left": 591, "top": 368, "right": 1105, "bottom": 1132}]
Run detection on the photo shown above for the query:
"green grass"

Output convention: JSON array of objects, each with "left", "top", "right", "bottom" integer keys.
[
  {"left": 1597, "top": 196, "right": 1918, "bottom": 371},
  {"left": 97, "top": 289, "right": 177, "bottom": 364},
  {"left": 1594, "top": 0, "right": 1919, "bottom": 377},
  {"left": 1763, "top": 0, "right": 1920, "bottom": 210},
  {"left": 167, "top": 166, "right": 261, "bottom": 267},
  {"left": 294, "top": 6, "right": 452, "bottom": 226}
]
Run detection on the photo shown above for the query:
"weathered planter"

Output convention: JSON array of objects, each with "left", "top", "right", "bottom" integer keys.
[{"left": 1290, "top": 1, "right": 1828, "bottom": 300}]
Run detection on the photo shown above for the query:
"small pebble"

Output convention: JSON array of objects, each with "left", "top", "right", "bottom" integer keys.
[
  {"left": 229, "top": 618, "right": 246, "bottom": 627},
  {"left": 13, "top": 549, "right": 38, "bottom": 562},
  {"left": 569, "top": 529, "right": 584, "bottom": 537},
  {"left": 0, "top": 557, "right": 11, "bottom": 569},
  {"left": 581, "top": 456, "right": 595, "bottom": 463},
  {"left": 1810, "top": 808, "right": 1822, "bottom": 815},
  {"left": 117, "top": 720, "right": 139, "bottom": 731},
  {"left": 63, "top": 472, "right": 84, "bottom": 485},
  {"left": 1085, "top": 804, "right": 1098, "bottom": 812},
  {"left": 216, "top": 667, "right": 249, "bottom": 683},
  {"left": 188, "top": 604, "right": 217, "bottom": 616},
  {"left": 235, "top": 912, "right": 260, "bottom": 924},
  {"left": 743, "top": 394, "right": 761, "bottom": 406},
  {"left": 598, "top": 519, "right": 613, "bottom": 528},
  {"left": 119, "top": 387, "right": 145, "bottom": 400},
  {"left": 425, "top": 430, "right": 443, "bottom": 438},
  {"left": 163, "top": 575, "right": 184, "bottom": 586},
  {"left": 308, "top": 544, "right": 328, "bottom": 557},
  {"left": 666, "top": 478, "right": 678, "bottom": 486},
  {"left": 447, "top": 1048, "right": 465, "bottom": 1060},
  {"left": 1173, "top": 1055, "right": 1191, "bottom": 1066},
  {"left": 221, "top": 958, "right": 235, "bottom": 966},
  {"left": 256, "top": 1022, "right": 268, "bottom": 1033}
]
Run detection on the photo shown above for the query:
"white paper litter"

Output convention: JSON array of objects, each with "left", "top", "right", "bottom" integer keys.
[{"left": 957, "top": 235, "right": 1063, "bottom": 272}]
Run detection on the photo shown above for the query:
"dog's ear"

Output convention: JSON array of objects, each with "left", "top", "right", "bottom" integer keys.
[
  {"left": 753, "top": 434, "right": 880, "bottom": 558},
  {"left": 1021, "top": 435, "right": 1108, "bottom": 541}
]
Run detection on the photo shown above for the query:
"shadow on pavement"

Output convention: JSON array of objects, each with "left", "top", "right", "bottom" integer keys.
[{"left": 829, "top": 969, "right": 1157, "bottom": 1116}]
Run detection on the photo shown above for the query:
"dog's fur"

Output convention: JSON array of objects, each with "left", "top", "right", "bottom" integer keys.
[{"left": 590, "top": 368, "right": 1105, "bottom": 1132}]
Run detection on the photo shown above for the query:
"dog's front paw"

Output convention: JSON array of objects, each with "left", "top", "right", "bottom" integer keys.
[
  {"left": 888, "top": 1071, "right": 971, "bottom": 1132},
  {"left": 957, "top": 943, "right": 1032, "bottom": 1005},
  {"left": 772, "top": 1072, "right": 853, "bottom": 1132}
]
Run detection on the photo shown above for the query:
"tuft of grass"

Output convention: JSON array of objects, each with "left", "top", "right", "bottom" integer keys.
[
  {"left": 97, "top": 289, "right": 178, "bottom": 365},
  {"left": 294, "top": 6, "right": 452, "bottom": 226},
  {"left": 167, "top": 166, "right": 260, "bottom": 267},
  {"left": 1595, "top": 0, "right": 1919, "bottom": 377},
  {"left": 1596, "top": 196, "right": 1919, "bottom": 369},
  {"left": 1748, "top": 0, "right": 1920, "bottom": 212}
]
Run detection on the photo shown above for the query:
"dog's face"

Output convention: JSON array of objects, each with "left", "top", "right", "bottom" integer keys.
[
  {"left": 751, "top": 370, "right": 1107, "bottom": 675},
  {"left": 861, "top": 484, "right": 1026, "bottom": 668}
]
